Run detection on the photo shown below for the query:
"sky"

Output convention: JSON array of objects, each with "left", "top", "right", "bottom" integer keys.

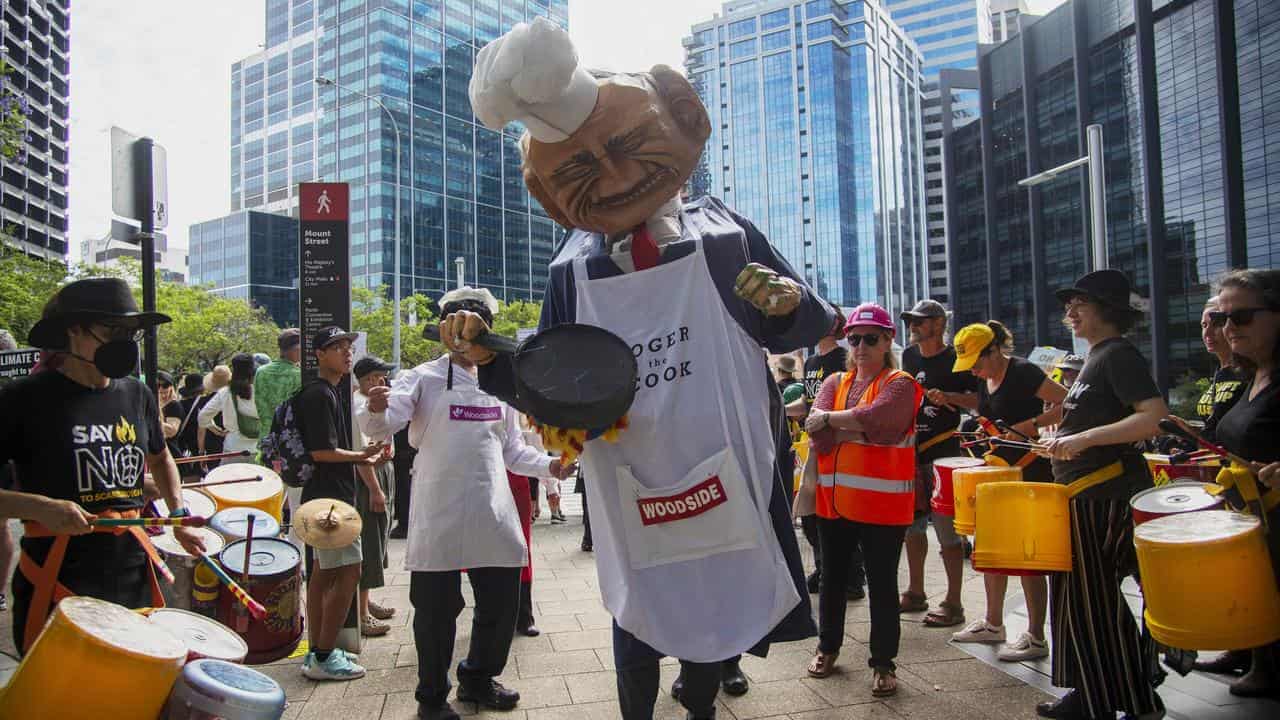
[{"left": 66, "top": 0, "right": 1064, "bottom": 260}]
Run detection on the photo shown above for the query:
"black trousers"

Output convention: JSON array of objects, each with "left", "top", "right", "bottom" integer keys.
[
  {"left": 613, "top": 623, "right": 720, "bottom": 719},
  {"left": 802, "top": 514, "right": 865, "bottom": 588},
  {"left": 581, "top": 486, "right": 592, "bottom": 546},
  {"left": 410, "top": 566, "right": 521, "bottom": 706},
  {"left": 392, "top": 428, "right": 415, "bottom": 527},
  {"left": 816, "top": 517, "right": 906, "bottom": 670},
  {"left": 517, "top": 581, "right": 535, "bottom": 630}
]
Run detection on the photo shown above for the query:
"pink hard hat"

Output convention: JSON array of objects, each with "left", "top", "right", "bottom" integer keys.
[{"left": 844, "top": 303, "right": 896, "bottom": 335}]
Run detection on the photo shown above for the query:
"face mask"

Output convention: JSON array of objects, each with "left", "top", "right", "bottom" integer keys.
[{"left": 73, "top": 338, "right": 140, "bottom": 379}]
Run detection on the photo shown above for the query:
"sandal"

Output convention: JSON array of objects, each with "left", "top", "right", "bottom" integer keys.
[
  {"left": 922, "top": 601, "right": 965, "bottom": 627},
  {"left": 807, "top": 650, "right": 839, "bottom": 678},
  {"left": 872, "top": 668, "right": 898, "bottom": 697},
  {"left": 369, "top": 601, "right": 396, "bottom": 621},
  {"left": 899, "top": 591, "right": 928, "bottom": 613}
]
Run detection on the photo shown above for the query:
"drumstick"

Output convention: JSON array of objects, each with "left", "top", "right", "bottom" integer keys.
[
  {"left": 1159, "top": 419, "right": 1249, "bottom": 468},
  {"left": 197, "top": 553, "right": 267, "bottom": 621},
  {"left": 241, "top": 516, "right": 255, "bottom": 589},
  {"left": 183, "top": 476, "right": 262, "bottom": 490},
  {"left": 93, "top": 516, "right": 209, "bottom": 528},
  {"left": 174, "top": 451, "right": 252, "bottom": 466}
]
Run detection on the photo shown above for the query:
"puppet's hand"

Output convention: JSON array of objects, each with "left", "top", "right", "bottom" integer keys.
[
  {"left": 440, "top": 311, "right": 497, "bottom": 365},
  {"left": 734, "top": 263, "right": 802, "bottom": 317}
]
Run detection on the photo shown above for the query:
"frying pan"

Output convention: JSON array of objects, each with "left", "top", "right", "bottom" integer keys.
[{"left": 425, "top": 323, "right": 637, "bottom": 430}]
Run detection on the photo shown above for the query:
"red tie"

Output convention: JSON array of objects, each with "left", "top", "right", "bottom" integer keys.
[{"left": 630, "top": 224, "right": 660, "bottom": 271}]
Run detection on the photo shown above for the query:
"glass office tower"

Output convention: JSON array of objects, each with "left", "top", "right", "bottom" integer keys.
[
  {"left": 685, "top": 0, "right": 928, "bottom": 315},
  {"left": 229, "top": 0, "right": 569, "bottom": 303},
  {"left": 190, "top": 210, "right": 300, "bottom": 327}
]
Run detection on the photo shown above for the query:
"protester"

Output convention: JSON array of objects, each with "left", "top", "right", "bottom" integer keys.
[
  {"left": 193, "top": 365, "right": 230, "bottom": 471},
  {"left": 1205, "top": 268, "right": 1280, "bottom": 696},
  {"left": 352, "top": 356, "right": 397, "bottom": 638},
  {"left": 198, "top": 354, "right": 260, "bottom": 463},
  {"left": 1053, "top": 354, "right": 1084, "bottom": 390},
  {"left": 1038, "top": 270, "right": 1167, "bottom": 720},
  {"left": 0, "top": 278, "right": 206, "bottom": 653},
  {"left": 773, "top": 354, "right": 805, "bottom": 506},
  {"left": 951, "top": 321, "right": 1065, "bottom": 662},
  {"left": 898, "top": 299, "right": 978, "bottom": 628},
  {"left": 156, "top": 370, "right": 188, "bottom": 461},
  {"left": 508, "top": 470, "right": 539, "bottom": 636},
  {"left": 255, "top": 328, "right": 303, "bottom": 439},
  {"left": 804, "top": 303, "right": 922, "bottom": 697},
  {"left": 1194, "top": 296, "right": 1246, "bottom": 441},
  {"left": 297, "top": 326, "right": 383, "bottom": 681},
  {"left": 365, "top": 288, "right": 570, "bottom": 720}
]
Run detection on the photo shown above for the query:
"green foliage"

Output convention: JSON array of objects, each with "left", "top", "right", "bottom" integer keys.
[
  {"left": 0, "top": 248, "right": 71, "bottom": 343},
  {"left": 1, "top": 60, "right": 28, "bottom": 162},
  {"left": 1168, "top": 373, "right": 1211, "bottom": 420}
]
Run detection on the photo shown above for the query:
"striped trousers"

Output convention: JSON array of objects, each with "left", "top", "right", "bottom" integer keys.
[{"left": 1050, "top": 497, "right": 1160, "bottom": 718}]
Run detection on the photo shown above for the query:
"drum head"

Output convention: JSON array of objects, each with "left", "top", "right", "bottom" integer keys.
[
  {"left": 148, "top": 609, "right": 248, "bottom": 662},
  {"left": 1131, "top": 483, "right": 1221, "bottom": 516},
  {"left": 220, "top": 538, "right": 301, "bottom": 577},
  {"left": 152, "top": 488, "right": 218, "bottom": 519},
  {"left": 180, "top": 660, "right": 286, "bottom": 711},
  {"left": 934, "top": 457, "right": 986, "bottom": 470},
  {"left": 204, "top": 464, "right": 284, "bottom": 503},
  {"left": 514, "top": 323, "right": 638, "bottom": 430},
  {"left": 209, "top": 508, "right": 281, "bottom": 540},
  {"left": 153, "top": 526, "right": 224, "bottom": 559},
  {"left": 1135, "top": 510, "right": 1259, "bottom": 546},
  {"left": 58, "top": 596, "right": 187, "bottom": 660}
]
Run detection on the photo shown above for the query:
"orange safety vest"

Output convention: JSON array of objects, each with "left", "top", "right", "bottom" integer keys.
[
  {"left": 815, "top": 369, "right": 922, "bottom": 525},
  {"left": 18, "top": 508, "right": 168, "bottom": 654}
]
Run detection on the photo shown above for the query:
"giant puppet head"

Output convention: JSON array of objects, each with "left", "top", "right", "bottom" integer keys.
[{"left": 470, "top": 18, "right": 711, "bottom": 236}]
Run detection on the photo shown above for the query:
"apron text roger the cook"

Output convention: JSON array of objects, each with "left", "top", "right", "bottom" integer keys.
[{"left": 633, "top": 326, "right": 694, "bottom": 391}]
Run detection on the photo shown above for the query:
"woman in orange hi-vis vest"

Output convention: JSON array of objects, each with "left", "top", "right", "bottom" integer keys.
[{"left": 802, "top": 303, "right": 923, "bottom": 698}]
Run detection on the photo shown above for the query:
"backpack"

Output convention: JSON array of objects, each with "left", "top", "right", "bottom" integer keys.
[
  {"left": 259, "top": 388, "right": 313, "bottom": 488},
  {"left": 234, "top": 395, "right": 261, "bottom": 440}
]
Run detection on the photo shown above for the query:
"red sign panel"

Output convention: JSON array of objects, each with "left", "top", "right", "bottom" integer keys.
[
  {"left": 636, "top": 476, "right": 729, "bottom": 526},
  {"left": 299, "top": 182, "right": 349, "bottom": 222}
]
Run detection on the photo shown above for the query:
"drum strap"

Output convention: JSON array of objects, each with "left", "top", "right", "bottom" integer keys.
[
  {"left": 18, "top": 509, "right": 168, "bottom": 654},
  {"left": 1065, "top": 461, "right": 1125, "bottom": 499},
  {"left": 917, "top": 430, "right": 957, "bottom": 454}
]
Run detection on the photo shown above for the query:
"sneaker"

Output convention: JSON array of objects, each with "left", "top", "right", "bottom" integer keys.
[
  {"left": 0, "top": 593, "right": 7, "bottom": 611},
  {"left": 550, "top": 511, "right": 567, "bottom": 524},
  {"left": 951, "top": 619, "right": 1006, "bottom": 644},
  {"left": 369, "top": 601, "right": 396, "bottom": 620},
  {"left": 301, "top": 651, "right": 315, "bottom": 675},
  {"left": 362, "top": 615, "right": 391, "bottom": 637},
  {"left": 303, "top": 650, "right": 367, "bottom": 681},
  {"left": 998, "top": 632, "right": 1049, "bottom": 661}
]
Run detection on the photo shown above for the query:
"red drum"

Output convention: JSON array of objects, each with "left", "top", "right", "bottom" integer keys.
[
  {"left": 1143, "top": 453, "right": 1221, "bottom": 487},
  {"left": 1130, "top": 482, "right": 1224, "bottom": 526},
  {"left": 148, "top": 608, "right": 248, "bottom": 664},
  {"left": 216, "top": 538, "right": 302, "bottom": 664},
  {"left": 930, "top": 457, "right": 986, "bottom": 516}
]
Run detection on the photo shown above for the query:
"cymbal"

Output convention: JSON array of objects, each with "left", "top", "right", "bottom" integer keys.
[{"left": 294, "top": 498, "right": 362, "bottom": 550}]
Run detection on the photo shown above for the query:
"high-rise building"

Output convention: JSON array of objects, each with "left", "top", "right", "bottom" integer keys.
[
  {"left": 0, "top": 0, "right": 70, "bottom": 260},
  {"left": 229, "top": 0, "right": 568, "bottom": 304},
  {"left": 945, "top": 0, "right": 1280, "bottom": 390},
  {"left": 684, "top": 0, "right": 928, "bottom": 315},
  {"left": 189, "top": 210, "right": 300, "bottom": 328},
  {"left": 881, "top": 1, "right": 993, "bottom": 306},
  {"left": 989, "top": 0, "right": 1030, "bottom": 42}
]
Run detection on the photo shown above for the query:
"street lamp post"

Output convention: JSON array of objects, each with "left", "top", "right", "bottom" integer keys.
[
  {"left": 1017, "top": 123, "right": 1108, "bottom": 272},
  {"left": 454, "top": 256, "right": 465, "bottom": 290},
  {"left": 316, "top": 76, "right": 403, "bottom": 366}
]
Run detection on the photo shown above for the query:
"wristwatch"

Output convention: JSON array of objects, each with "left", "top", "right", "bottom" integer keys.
[{"left": 168, "top": 506, "right": 191, "bottom": 519}]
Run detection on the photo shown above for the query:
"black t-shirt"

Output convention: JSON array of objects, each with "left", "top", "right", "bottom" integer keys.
[
  {"left": 1053, "top": 337, "right": 1161, "bottom": 498},
  {"left": 804, "top": 346, "right": 848, "bottom": 403},
  {"left": 162, "top": 399, "right": 186, "bottom": 458},
  {"left": 979, "top": 356, "right": 1053, "bottom": 482},
  {"left": 1215, "top": 378, "right": 1280, "bottom": 464},
  {"left": 298, "top": 379, "right": 357, "bottom": 505},
  {"left": 1197, "top": 366, "right": 1246, "bottom": 441},
  {"left": 0, "top": 372, "right": 165, "bottom": 569},
  {"left": 901, "top": 345, "right": 979, "bottom": 458}
]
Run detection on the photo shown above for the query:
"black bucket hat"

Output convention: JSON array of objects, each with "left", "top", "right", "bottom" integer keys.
[
  {"left": 1053, "top": 269, "right": 1141, "bottom": 312},
  {"left": 28, "top": 278, "right": 171, "bottom": 350}
]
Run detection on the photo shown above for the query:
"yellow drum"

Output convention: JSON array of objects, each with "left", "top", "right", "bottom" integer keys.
[
  {"left": 973, "top": 481, "right": 1071, "bottom": 574},
  {"left": 0, "top": 596, "right": 187, "bottom": 720},
  {"left": 203, "top": 464, "right": 285, "bottom": 523},
  {"left": 1143, "top": 453, "right": 1220, "bottom": 486},
  {"left": 952, "top": 465, "right": 1022, "bottom": 535},
  {"left": 1135, "top": 510, "right": 1280, "bottom": 650}
]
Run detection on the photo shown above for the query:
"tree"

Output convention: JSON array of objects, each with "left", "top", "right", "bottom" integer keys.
[
  {"left": 152, "top": 279, "right": 281, "bottom": 372},
  {"left": 0, "top": 248, "right": 70, "bottom": 344}
]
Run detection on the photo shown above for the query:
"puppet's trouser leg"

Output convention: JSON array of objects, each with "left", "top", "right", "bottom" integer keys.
[{"left": 613, "top": 622, "right": 720, "bottom": 719}]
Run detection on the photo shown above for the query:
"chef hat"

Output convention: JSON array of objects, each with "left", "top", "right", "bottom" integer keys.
[
  {"left": 469, "top": 17, "right": 599, "bottom": 143},
  {"left": 439, "top": 286, "right": 500, "bottom": 317}
]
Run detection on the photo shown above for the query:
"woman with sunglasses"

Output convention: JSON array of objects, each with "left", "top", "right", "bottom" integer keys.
[
  {"left": 1037, "top": 270, "right": 1168, "bottom": 720},
  {"left": 1193, "top": 296, "right": 1246, "bottom": 442},
  {"left": 950, "top": 321, "right": 1066, "bottom": 663},
  {"left": 1206, "top": 268, "right": 1280, "bottom": 697},
  {"left": 803, "top": 303, "right": 922, "bottom": 697}
]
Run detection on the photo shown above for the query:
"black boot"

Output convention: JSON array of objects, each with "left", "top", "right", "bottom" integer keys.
[
  {"left": 390, "top": 523, "right": 408, "bottom": 539},
  {"left": 417, "top": 701, "right": 460, "bottom": 720},
  {"left": 721, "top": 659, "right": 749, "bottom": 696},
  {"left": 1193, "top": 649, "right": 1250, "bottom": 675},
  {"left": 1037, "top": 690, "right": 1088, "bottom": 719},
  {"left": 806, "top": 571, "right": 820, "bottom": 594},
  {"left": 456, "top": 679, "right": 520, "bottom": 710}
]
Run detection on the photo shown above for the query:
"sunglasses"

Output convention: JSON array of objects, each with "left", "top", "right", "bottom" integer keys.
[
  {"left": 1207, "top": 307, "right": 1273, "bottom": 328},
  {"left": 847, "top": 333, "right": 882, "bottom": 347}
]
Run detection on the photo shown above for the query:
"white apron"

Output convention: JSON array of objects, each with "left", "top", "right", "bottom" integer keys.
[
  {"left": 403, "top": 362, "right": 527, "bottom": 572},
  {"left": 573, "top": 225, "right": 799, "bottom": 662}
]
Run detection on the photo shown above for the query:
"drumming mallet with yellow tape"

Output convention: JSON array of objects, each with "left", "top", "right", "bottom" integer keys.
[{"left": 92, "top": 515, "right": 209, "bottom": 528}]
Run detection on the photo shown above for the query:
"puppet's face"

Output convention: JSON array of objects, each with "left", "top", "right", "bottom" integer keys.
[{"left": 523, "top": 67, "right": 711, "bottom": 235}]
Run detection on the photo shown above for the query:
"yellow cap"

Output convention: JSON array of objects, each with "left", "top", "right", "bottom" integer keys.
[{"left": 952, "top": 323, "right": 995, "bottom": 372}]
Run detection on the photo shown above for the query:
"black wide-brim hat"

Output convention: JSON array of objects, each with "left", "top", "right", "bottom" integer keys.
[
  {"left": 28, "top": 277, "right": 171, "bottom": 350},
  {"left": 1053, "top": 269, "right": 1141, "bottom": 312}
]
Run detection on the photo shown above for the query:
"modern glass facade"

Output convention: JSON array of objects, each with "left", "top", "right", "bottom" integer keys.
[
  {"left": 228, "top": 0, "right": 568, "bottom": 304},
  {"left": 685, "top": 0, "right": 928, "bottom": 316},
  {"left": 882, "top": 0, "right": 993, "bottom": 304},
  {"left": 945, "top": 0, "right": 1280, "bottom": 390},
  {"left": 189, "top": 210, "right": 300, "bottom": 328},
  {"left": 1, "top": 0, "right": 70, "bottom": 260}
]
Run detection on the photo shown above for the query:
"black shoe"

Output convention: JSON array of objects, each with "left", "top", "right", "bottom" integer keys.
[
  {"left": 846, "top": 585, "right": 865, "bottom": 601},
  {"left": 456, "top": 679, "right": 520, "bottom": 710},
  {"left": 390, "top": 524, "right": 408, "bottom": 539},
  {"left": 1037, "top": 690, "right": 1086, "bottom": 719},
  {"left": 685, "top": 711, "right": 716, "bottom": 720},
  {"left": 671, "top": 674, "right": 684, "bottom": 702},
  {"left": 417, "top": 702, "right": 460, "bottom": 720},
  {"left": 1122, "top": 694, "right": 1165, "bottom": 720},
  {"left": 721, "top": 660, "right": 749, "bottom": 696},
  {"left": 581, "top": 539, "right": 593, "bottom": 552},
  {"left": 806, "top": 572, "right": 820, "bottom": 594},
  {"left": 517, "top": 623, "right": 541, "bottom": 637},
  {"left": 1193, "top": 649, "right": 1251, "bottom": 675}
]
